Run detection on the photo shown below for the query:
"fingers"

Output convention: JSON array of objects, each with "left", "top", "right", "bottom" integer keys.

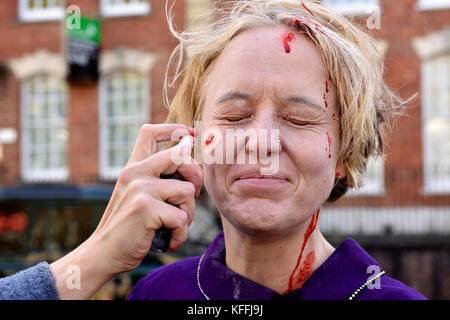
[
  {"left": 152, "top": 178, "right": 196, "bottom": 226},
  {"left": 128, "top": 124, "right": 196, "bottom": 163},
  {"left": 152, "top": 201, "right": 190, "bottom": 251},
  {"left": 129, "top": 139, "right": 203, "bottom": 198},
  {"left": 138, "top": 179, "right": 196, "bottom": 251}
]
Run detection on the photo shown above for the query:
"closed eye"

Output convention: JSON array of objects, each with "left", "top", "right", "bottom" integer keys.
[
  {"left": 226, "top": 118, "right": 246, "bottom": 122},
  {"left": 223, "top": 114, "right": 252, "bottom": 123},
  {"left": 285, "top": 118, "right": 308, "bottom": 127}
]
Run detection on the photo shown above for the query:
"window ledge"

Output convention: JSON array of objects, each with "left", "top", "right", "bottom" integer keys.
[
  {"left": 22, "top": 170, "right": 68, "bottom": 183},
  {"left": 346, "top": 186, "right": 386, "bottom": 197},
  {"left": 101, "top": 3, "right": 151, "bottom": 18},
  {"left": 99, "top": 169, "right": 121, "bottom": 182},
  {"left": 421, "top": 184, "right": 450, "bottom": 195},
  {"left": 416, "top": 0, "right": 450, "bottom": 11},
  {"left": 18, "top": 9, "right": 65, "bottom": 23}
]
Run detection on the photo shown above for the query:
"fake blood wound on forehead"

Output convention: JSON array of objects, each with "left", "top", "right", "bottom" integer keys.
[
  {"left": 282, "top": 31, "right": 296, "bottom": 53},
  {"left": 285, "top": 208, "right": 320, "bottom": 293}
]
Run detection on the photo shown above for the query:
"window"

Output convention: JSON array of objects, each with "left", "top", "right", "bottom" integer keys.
[
  {"left": 422, "top": 54, "right": 450, "bottom": 194},
  {"left": 18, "top": 0, "right": 65, "bottom": 22},
  {"left": 347, "top": 157, "right": 385, "bottom": 196},
  {"left": 100, "top": 71, "right": 149, "bottom": 180},
  {"left": 416, "top": 0, "right": 450, "bottom": 11},
  {"left": 322, "top": 0, "right": 380, "bottom": 15},
  {"left": 100, "top": 0, "right": 151, "bottom": 18},
  {"left": 21, "top": 76, "right": 68, "bottom": 182}
]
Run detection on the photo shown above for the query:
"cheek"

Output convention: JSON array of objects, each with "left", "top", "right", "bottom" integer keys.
[
  {"left": 288, "top": 131, "right": 335, "bottom": 180},
  {"left": 202, "top": 163, "right": 228, "bottom": 203},
  {"left": 202, "top": 163, "right": 216, "bottom": 191}
]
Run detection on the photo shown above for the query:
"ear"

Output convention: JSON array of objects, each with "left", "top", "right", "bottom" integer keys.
[{"left": 335, "top": 160, "right": 347, "bottom": 179}]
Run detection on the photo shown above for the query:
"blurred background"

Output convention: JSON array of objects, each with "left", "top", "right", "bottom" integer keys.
[{"left": 0, "top": 0, "right": 448, "bottom": 299}]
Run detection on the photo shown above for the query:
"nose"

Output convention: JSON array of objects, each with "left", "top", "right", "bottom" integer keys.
[{"left": 245, "top": 108, "right": 281, "bottom": 159}]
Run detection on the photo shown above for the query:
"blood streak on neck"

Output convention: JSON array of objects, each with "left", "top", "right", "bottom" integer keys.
[
  {"left": 282, "top": 31, "right": 296, "bottom": 53},
  {"left": 292, "top": 250, "right": 316, "bottom": 289},
  {"left": 285, "top": 208, "right": 320, "bottom": 293}
]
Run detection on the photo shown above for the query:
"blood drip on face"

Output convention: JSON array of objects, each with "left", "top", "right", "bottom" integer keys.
[
  {"left": 282, "top": 31, "right": 296, "bottom": 53},
  {"left": 326, "top": 132, "right": 332, "bottom": 158},
  {"left": 284, "top": 208, "right": 320, "bottom": 294},
  {"left": 323, "top": 81, "right": 329, "bottom": 112}
]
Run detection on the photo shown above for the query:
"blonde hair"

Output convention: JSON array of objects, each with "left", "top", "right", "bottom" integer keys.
[{"left": 163, "top": 0, "right": 404, "bottom": 201}]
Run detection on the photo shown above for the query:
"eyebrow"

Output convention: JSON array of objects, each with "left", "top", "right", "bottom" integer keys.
[
  {"left": 216, "top": 91, "right": 323, "bottom": 110},
  {"left": 216, "top": 91, "right": 250, "bottom": 105},
  {"left": 284, "top": 95, "right": 323, "bottom": 110}
]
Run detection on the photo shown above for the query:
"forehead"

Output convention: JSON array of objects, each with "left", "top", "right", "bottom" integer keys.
[{"left": 207, "top": 27, "right": 328, "bottom": 93}]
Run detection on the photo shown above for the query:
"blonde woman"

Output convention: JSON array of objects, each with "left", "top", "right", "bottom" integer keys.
[
  {"left": 127, "top": 0, "right": 426, "bottom": 300},
  {"left": 0, "top": 0, "right": 426, "bottom": 300}
]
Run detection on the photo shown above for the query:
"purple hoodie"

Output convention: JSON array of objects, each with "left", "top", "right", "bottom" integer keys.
[{"left": 128, "top": 231, "right": 427, "bottom": 300}]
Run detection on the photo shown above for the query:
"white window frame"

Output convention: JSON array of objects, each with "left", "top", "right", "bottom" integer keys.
[
  {"left": 21, "top": 76, "right": 68, "bottom": 182},
  {"left": 18, "top": 0, "right": 65, "bottom": 23},
  {"left": 100, "top": 0, "right": 151, "bottom": 18},
  {"left": 99, "top": 71, "right": 150, "bottom": 181},
  {"left": 421, "top": 54, "right": 450, "bottom": 194},
  {"left": 322, "top": 0, "right": 380, "bottom": 16},
  {"left": 346, "top": 156, "right": 385, "bottom": 197},
  {"left": 416, "top": 0, "right": 450, "bottom": 11}
]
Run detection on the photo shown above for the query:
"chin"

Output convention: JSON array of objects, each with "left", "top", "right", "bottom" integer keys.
[{"left": 221, "top": 199, "right": 295, "bottom": 240}]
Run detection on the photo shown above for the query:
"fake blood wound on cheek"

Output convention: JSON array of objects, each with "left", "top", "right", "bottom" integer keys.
[
  {"left": 285, "top": 208, "right": 320, "bottom": 293},
  {"left": 282, "top": 31, "right": 296, "bottom": 53},
  {"left": 205, "top": 135, "right": 214, "bottom": 146}
]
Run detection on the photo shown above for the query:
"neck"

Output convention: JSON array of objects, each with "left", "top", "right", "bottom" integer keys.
[{"left": 222, "top": 210, "right": 335, "bottom": 294}]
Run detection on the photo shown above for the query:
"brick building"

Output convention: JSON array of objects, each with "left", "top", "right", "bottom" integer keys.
[{"left": 0, "top": 0, "right": 449, "bottom": 299}]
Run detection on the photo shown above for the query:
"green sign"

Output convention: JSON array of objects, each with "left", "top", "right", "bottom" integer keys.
[{"left": 67, "top": 16, "right": 101, "bottom": 44}]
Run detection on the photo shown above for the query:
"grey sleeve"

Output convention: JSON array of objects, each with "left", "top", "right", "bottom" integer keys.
[{"left": 0, "top": 262, "right": 60, "bottom": 300}]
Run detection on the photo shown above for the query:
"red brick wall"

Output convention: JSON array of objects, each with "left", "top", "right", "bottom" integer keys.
[{"left": 0, "top": 0, "right": 185, "bottom": 185}]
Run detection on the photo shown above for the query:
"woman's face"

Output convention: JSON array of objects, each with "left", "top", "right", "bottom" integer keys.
[{"left": 201, "top": 27, "right": 345, "bottom": 240}]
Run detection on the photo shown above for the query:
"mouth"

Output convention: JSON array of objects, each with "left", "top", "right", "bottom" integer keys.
[
  {"left": 237, "top": 171, "right": 288, "bottom": 181},
  {"left": 234, "top": 171, "right": 290, "bottom": 190},
  {"left": 231, "top": 169, "right": 291, "bottom": 196},
  {"left": 237, "top": 174, "right": 287, "bottom": 181}
]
